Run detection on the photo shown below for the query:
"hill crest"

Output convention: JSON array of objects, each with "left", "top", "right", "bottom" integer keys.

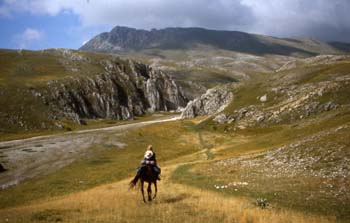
[{"left": 80, "top": 26, "right": 349, "bottom": 56}]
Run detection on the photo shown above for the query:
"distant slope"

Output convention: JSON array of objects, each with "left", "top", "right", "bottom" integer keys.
[
  {"left": 328, "top": 41, "right": 350, "bottom": 52},
  {"left": 0, "top": 49, "right": 187, "bottom": 133},
  {"left": 181, "top": 54, "right": 350, "bottom": 123},
  {"left": 80, "top": 26, "right": 348, "bottom": 56},
  {"left": 120, "top": 47, "right": 295, "bottom": 99},
  {"left": 80, "top": 26, "right": 349, "bottom": 98}
]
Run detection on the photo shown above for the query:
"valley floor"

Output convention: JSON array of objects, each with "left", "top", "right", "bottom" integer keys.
[
  {"left": 0, "top": 116, "right": 180, "bottom": 189},
  {"left": 0, "top": 169, "right": 336, "bottom": 223},
  {"left": 0, "top": 112, "right": 349, "bottom": 223}
]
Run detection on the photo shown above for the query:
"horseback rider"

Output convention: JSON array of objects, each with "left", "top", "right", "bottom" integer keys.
[{"left": 138, "top": 145, "right": 161, "bottom": 180}]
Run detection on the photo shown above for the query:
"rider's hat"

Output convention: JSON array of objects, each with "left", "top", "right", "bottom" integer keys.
[{"left": 144, "top": 150, "right": 154, "bottom": 159}]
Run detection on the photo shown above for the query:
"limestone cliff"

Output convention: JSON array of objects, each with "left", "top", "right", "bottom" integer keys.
[
  {"left": 0, "top": 49, "right": 187, "bottom": 131},
  {"left": 41, "top": 58, "right": 187, "bottom": 124}
]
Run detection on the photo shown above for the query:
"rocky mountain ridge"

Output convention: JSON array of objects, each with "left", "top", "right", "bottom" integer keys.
[{"left": 80, "top": 26, "right": 349, "bottom": 56}]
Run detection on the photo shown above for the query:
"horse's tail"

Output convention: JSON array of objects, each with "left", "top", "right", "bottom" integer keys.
[{"left": 129, "top": 174, "right": 139, "bottom": 190}]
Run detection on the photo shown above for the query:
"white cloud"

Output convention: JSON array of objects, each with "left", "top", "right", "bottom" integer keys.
[
  {"left": 0, "top": 0, "right": 64, "bottom": 16},
  {"left": 14, "top": 28, "right": 45, "bottom": 49},
  {"left": 2, "top": 0, "right": 350, "bottom": 42},
  {"left": 0, "top": 0, "right": 253, "bottom": 29},
  {"left": 242, "top": 0, "right": 350, "bottom": 41}
]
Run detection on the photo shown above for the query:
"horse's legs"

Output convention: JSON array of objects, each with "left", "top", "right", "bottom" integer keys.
[
  {"left": 140, "top": 180, "right": 146, "bottom": 203},
  {"left": 153, "top": 181, "right": 157, "bottom": 199},
  {"left": 147, "top": 183, "right": 152, "bottom": 201}
]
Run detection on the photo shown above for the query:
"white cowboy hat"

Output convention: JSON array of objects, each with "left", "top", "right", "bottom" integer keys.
[{"left": 144, "top": 150, "right": 153, "bottom": 159}]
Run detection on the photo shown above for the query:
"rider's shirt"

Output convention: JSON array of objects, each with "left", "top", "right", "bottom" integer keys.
[{"left": 141, "top": 153, "right": 157, "bottom": 166}]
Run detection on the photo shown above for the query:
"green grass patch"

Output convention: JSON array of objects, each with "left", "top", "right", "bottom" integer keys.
[
  {"left": 0, "top": 120, "right": 200, "bottom": 208},
  {"left": 172, "top": 160, "right": 350, "bottom": 221},
  {"left": 172, "top": 108, "right": 350, "bottom": 221},
  {"left": 171, "top": 164, "right": 222, "bottom": 190}
]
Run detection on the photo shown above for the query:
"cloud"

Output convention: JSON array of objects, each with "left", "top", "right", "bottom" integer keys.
[
  {"left": 0, "top": 0, "right": 64, "bottom": 16},
  {"left": 2, "top": 0, "right": 350, "bottom": 42},
  {"left": 0, "top": 0, "right": 254, "bottom": 29},
  {"left": 14, "top": 28, "right": 45, "bottom": 49},
  {"left": 73, "top": 0, "right": 255, "bottom": 30},
  {"left": 243, "top": 0, "right": 350, "bottom": 42}
]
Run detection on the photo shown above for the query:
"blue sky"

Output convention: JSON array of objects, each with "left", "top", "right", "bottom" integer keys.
[
  {"left": 1, "top": 11, "right": 81, "bottom": 49},
  {"left": 0, "top": 3, "right": 111, "bottom": 50},
  {"left": 0, "top": 0, "right": 349, "bottom": 50}
]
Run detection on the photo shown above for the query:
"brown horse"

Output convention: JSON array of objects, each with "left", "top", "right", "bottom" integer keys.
[{"left": 129, "top": 165, "right": 158, "bottom": 203}]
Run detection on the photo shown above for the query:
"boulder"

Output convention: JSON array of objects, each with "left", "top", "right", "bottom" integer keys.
[
  {"left": 213, "top": 113, "right": 228, "bottom": 124},
  {"left": 256, "top": 115, "right": 265, "bottom": 122},
  {"left": 181, "top": 85, "right": 234, "bottom": 119},
  {"left": 259, "top": 94, "right": 267, "bottom": 102}
]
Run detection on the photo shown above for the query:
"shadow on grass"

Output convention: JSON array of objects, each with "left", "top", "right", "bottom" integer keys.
[
  {"left": 31, "top": 209, "right": 80, "bottom": 222},
  {"left": 160, "top": 193, "right": 191, "bottom": 204}
]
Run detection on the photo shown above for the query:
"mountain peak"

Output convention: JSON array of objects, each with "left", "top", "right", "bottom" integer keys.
[
  {"left": 110, "top": 26, "right": 142, "bottom": 33},
  {"left": 80, "top": 26, "right": 348, "bottom": 56}
]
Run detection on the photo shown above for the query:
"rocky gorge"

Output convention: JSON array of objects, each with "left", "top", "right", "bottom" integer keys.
[
  {"left": 40, "top": 57, "right": 187, "bottom": 124},
  {"left": 0, "top": 49, "right": 187, "bottom": 132}
]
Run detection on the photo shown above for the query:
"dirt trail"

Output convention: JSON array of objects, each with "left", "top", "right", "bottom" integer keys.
[{"left": 0, "top": 116, "right": 180, "bottom": 189}]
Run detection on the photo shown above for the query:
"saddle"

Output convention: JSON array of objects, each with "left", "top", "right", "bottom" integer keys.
[{"left": 141, "top": 165, "right": 161, "bottom": 180}]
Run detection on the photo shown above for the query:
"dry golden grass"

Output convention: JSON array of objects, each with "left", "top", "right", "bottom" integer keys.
[
  {"left": 0, "top": 165, "right": 335, "bottom": 223},
  {"left": 0, "top": 118, "right": 347, "bottom": 222}
]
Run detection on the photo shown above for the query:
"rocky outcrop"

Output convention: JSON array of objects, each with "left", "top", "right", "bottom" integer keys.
[
  {"left": 212, "top": 75, "right": 350, "bottom": 129},
  {"left": 181, "top": 85, "right": 234, "bottom": 119},
  {"left": 39, "top": 58, "right": 187, "bottom": 124}
]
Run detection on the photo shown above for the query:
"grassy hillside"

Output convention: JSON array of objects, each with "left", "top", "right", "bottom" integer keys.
[
  {"left": 174, "top": 56, "right": 350, "bottom": 221},
  {"left": 0, "top": 52, "right": 349, "bottom": 222},
  {"left": 173, "top": 109, "right": 350, "bottom": 220}
]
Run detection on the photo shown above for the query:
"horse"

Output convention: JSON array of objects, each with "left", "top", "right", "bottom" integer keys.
[{"left": 129, "top": 165, "right": 158, "bottom": 203}]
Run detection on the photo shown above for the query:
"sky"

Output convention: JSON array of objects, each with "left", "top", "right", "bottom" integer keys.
[{"left": 0, "top": 0, "right": 349, "bottom": 50}]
